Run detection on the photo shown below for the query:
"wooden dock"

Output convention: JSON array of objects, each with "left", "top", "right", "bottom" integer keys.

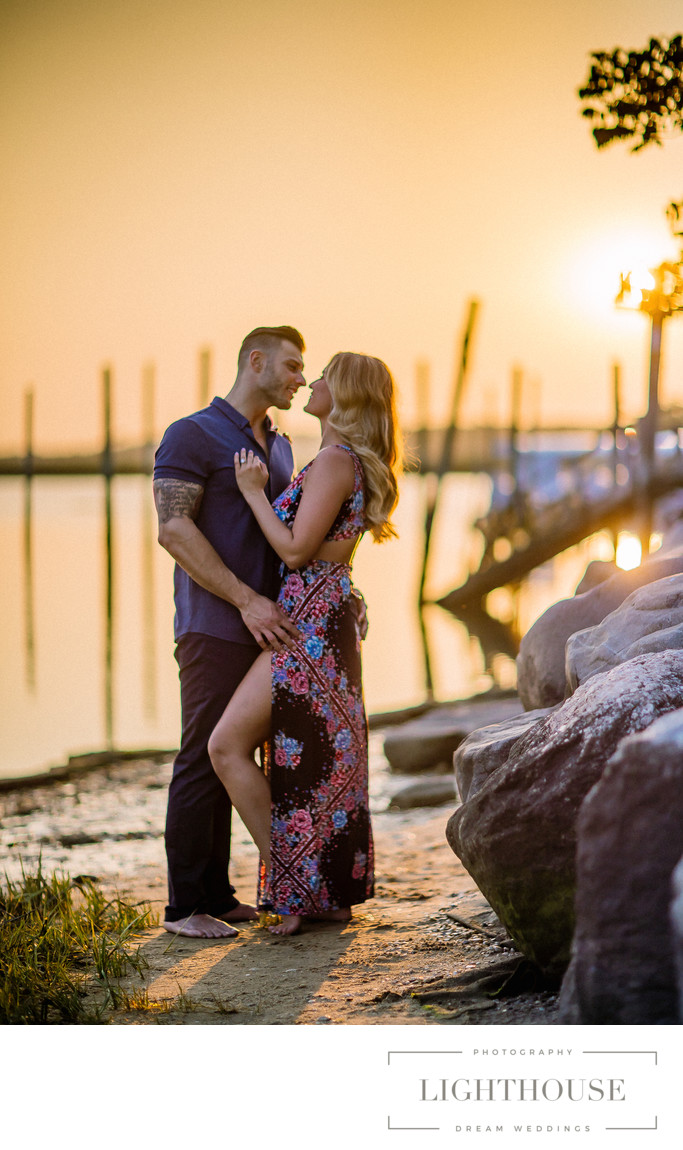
[
  {"left": 0, "top": 426, "right": 596, "bottom": 477},
  {"left": 436, "top": 456, "right": 683, "bottom": 612},
  {"left": 0, "top": 445, "right": 156, "bottom": 477}
]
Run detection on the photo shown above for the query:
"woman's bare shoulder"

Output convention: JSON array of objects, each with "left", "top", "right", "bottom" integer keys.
[
  {"left": 309, "top": 445, "right": 355, "bottom": 475},
  {"left": 303, "top": 445, "right": 355, "bottom": 490}
]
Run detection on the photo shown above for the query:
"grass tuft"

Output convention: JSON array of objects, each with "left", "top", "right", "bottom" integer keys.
[{"left": 0, "top": 861, "right": 155, "bottom": 1024}]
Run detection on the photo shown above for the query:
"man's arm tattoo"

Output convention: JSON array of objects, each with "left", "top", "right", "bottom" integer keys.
[{"left": 153, "top": 479, "right": 204, "bottom": 524}]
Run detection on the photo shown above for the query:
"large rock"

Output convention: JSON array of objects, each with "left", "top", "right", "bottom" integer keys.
[
  {"left": 559, "top": 709, "right": 683, "bottom": 1024},
  {"left": 573, "top": 559, "right": 617, "bottom": 595},
  {"left": 516, "top": 554, "right": 683, "bottom": 709},
  {"left": 383, "top": 695, "right": 523, "bottom": 774},
  {"left": 670, "top": 857, "right": 683, "bottom": 1023},
  {"left": 446, "top": 651, "right": 683, "bottom": 977},
  {"left": 453, "top": 707, "right": 554, "bottom": 803},
  {"left": 566, "top": 573, "right": 683, "bottom": 693},
  {"left": 388, "top": 777, "right": 456, "bottom": 810}
]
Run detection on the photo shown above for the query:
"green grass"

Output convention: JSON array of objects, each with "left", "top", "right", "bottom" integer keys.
[{"left": 0, "top": 862, "right": 156, "bottom": 1024}]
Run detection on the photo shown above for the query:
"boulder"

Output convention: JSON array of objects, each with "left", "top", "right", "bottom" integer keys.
[
  {"left": 670, "top": 857, "right": 683, "bottom": 1024},
  {"left": 453, "top": 707, "right": 555, "bottom": 803},
  {"left": 573, "top": 559, "right": 617, "bottom": 595},
  {"left": 566, "top": 573, "right": 683, "bottom": 693},
  {"left": 558, "top": 708, "right": 683, "bottom": 1024},
  {"left": 446, "top": 651, "right": 683, "bottom": 977},
  {"left": 388, "top": 777, "right": 456, "bottom": 810},
  {"left": 383, "top": 695, "right": 523, "bottom": 774},
  {"left": 516, "top": 553, "right": 683, "bottom": 710}
]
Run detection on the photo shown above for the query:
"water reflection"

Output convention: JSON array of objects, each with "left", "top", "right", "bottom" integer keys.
[
  {"left": 445, "top": 601, "right": 519, "bottom": 684},
  {"left": 22, "top": 388, "right": 36, "bottom": 692},
  {"left": 103, "top": 367, "right": 114, "bottom": 752},
  {"left": 103, "top": 471, "right": 114, "bottom": 751},
  {"left": 141, "top": 362, "right": 158, "bottom": 721},
  {"left": 141, "top": 483, "right": 158, "bottom": 722},
  {"left": 5, "top": 470, "right": 585, "bottom": 780},
  {"left": 417, "top": 603, "right": 435, "bottom": 702},
  {"left": 22, "top": 472, "right": 35, "bottom": 692}
]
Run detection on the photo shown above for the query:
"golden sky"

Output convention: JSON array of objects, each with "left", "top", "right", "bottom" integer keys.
[{"left": 1, "top": 0, "right": 682, "bottom": 451}]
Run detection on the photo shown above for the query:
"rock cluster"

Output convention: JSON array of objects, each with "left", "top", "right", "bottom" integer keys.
[
  {"left": 383, "top": 695, "right": 523, "bottom": 774},
  {"left": 447, "top": 651, "right": 683, "bottom": 978},
  {"left": 558, "top": 710, "right": 683, "bottom": 1023},
  {"left": 444, "top": 552, "right": 683, "bottom": 1022},
  {"left": 566, "top": 573, "right": 683, "bottom": 692},
  {"left": 516, "top": 552, "right": 683, "bottom": 710},
  {"left": 453, "top": 707, "right": 554, "bottom": 804}
]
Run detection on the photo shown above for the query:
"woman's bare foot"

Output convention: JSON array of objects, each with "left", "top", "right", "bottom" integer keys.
[
  {"left": 216, "top": 902, "right": 258, "bottom": 922},
  {"left": 162, "top": 913, "right": 239, "bottom": 939},
  {"left": 268, "top": 915, "right": 303, "bottom": 936}
]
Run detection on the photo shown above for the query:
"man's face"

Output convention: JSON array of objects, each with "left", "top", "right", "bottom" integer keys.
[{"left": 260, "top": 340, "right": 305, "bottom": 409}]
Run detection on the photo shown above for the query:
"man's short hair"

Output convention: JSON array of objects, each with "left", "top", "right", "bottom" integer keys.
[{"left": 237, "top": 326, "right": 305, "bottom": 371}]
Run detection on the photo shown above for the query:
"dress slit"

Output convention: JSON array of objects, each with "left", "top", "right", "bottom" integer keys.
[{"left": 257, "top": 559, "right": 374, "bottom": 915}]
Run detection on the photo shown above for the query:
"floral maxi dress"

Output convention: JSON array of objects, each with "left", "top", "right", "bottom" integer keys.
[{"left": 258, "top": 444, "right": 374, "bottom": 916}]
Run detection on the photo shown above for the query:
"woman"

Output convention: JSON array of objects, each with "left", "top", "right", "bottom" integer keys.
[{"left": 208, "top": 352, "right": 402, "bottom": 935}]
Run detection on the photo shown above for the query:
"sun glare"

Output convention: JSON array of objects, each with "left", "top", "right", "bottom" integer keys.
[
  {"left": 567, "top": 228, "right": 674, "bottom": 318},
  {"left": 615, "top": 531, "right": 642, "bottom": 571}
]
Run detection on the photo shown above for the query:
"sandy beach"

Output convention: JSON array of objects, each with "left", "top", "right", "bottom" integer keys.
[{"left": 0, "top": 736, "right": 559, "bottom": 1026}]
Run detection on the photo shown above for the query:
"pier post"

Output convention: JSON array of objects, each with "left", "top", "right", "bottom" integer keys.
[
  {"left": 198, "top": 346, "right": 212, "bottom": 408},
  {"left": 141, "top": 364, "right": 157, "bottom": 718},
  {"left": 142, "top": 361, "right": 156, "bottom": 473},
  {"left": 638, "top": 310, "right": 664, "bottom": 556},
  {"left": 24, "top": 388, "right": 34, "bottom": 478},
  {"left": 415, "top": 359, "right": 431, "bottom": 467},
  {"left": 611, "top": 361, "right": 621, "bottom": 486},
  {"left": 509, "top": 365, "right": 523, "bottom": 516}
]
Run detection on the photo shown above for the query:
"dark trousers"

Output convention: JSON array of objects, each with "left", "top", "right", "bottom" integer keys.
[{"left": 164, "top": 633, "right": 260, "bottom": 922}]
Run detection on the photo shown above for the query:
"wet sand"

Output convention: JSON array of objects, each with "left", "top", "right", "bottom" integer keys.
[{"left": 0, "top": 736, "right": 559, "bottom": 1025}]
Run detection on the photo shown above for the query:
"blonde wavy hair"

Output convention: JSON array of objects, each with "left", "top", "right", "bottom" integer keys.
[{"left": 324, "top": 352, "right": 403, "bottom": 542}]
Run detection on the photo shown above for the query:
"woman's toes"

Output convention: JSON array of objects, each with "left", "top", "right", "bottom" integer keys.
[{"left": 268, "top": 915, "right": 302, "bottom": 936}]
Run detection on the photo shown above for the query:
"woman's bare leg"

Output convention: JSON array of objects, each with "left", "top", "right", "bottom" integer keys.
[
  {"left": 209, "top": 654, "right": 304, "bottom": 935},
  {"left": 209, "top": 650, "right": 347, "bottom": 939},
  {"left": 208, "top": 651, "right": 273, "bottom": 867}
]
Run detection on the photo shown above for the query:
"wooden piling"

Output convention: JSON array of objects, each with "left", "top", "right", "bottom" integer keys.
[
  {"left": 509, "top": 364, "right": 523, "bottom": 510},
  {"left": 612, "top": 361, "right": 621, "bottom": 482},
  {"left": 24, "top": 388, "right": 34, "bottom": 477},
  {"left": 141, "top": 362, "right": 157, "bottom": 720},
  {"left": 142, "top": 361, "right": 156, "bottom": 472},
  {"left": 418, "top": 299, "right": 479, "bottom": 609},
  {"left": 198, "top": 346, "right": 212, "bottom": 409}
]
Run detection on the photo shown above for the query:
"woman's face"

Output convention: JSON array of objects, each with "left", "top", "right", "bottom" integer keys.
[{"left": 303, "top": 367, "right": 333, "bottom": 420}]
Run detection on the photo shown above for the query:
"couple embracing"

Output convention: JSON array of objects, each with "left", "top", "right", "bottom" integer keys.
[{"left": 154, "top": 326, "right": 402, "bottom": 938}]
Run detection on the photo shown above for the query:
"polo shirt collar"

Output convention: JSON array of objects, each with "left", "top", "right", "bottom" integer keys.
[{"left": 210, "top": 396, "right": 278, "bottom": 435}]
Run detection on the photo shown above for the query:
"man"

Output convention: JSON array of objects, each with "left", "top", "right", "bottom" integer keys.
[{"left": 154, "top": 326, "right": 305, "bottom": 938}]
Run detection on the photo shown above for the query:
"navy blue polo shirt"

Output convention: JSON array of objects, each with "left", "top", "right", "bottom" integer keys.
[{"left": 154, "top": 397, "right": 294, "bottom": 645}]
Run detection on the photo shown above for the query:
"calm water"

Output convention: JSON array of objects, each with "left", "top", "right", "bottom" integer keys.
[{"left": 0, "top": 471, "right": 610, "bottom": 779}]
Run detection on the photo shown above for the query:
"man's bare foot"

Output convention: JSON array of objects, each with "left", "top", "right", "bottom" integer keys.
[
  {"left": 268, "top": 914, "right": 303, "bottom": 936},
  {"left": 307, "top": 908, "right": 352, "bottom": 923},
  {"left": 216, "top": 902, "right": 258, "bottom": 923},
  {"left": 162, "top": 913, "right": 239, "bottom": 939}
]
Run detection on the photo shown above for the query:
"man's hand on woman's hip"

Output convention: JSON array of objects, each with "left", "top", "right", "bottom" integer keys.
[{"left": 240, "top": 592, "right": 300, "bottom": 651}]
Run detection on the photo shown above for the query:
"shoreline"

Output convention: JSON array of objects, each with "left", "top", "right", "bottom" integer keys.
[
  {"left": 0, "top": 686, "right": 519, "bottom": 792},
  {"left": 0, "top": 739, "right": 558, "bottom": 1026}
]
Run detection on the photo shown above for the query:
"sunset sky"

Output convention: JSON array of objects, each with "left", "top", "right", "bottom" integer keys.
[{"left": 2, "top": 0, "right": 683, "bottom": 452}]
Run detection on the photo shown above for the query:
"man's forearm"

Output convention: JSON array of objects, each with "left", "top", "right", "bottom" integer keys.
[{"left": 158, "top": 517, "right": 255, "bottom": 610}]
